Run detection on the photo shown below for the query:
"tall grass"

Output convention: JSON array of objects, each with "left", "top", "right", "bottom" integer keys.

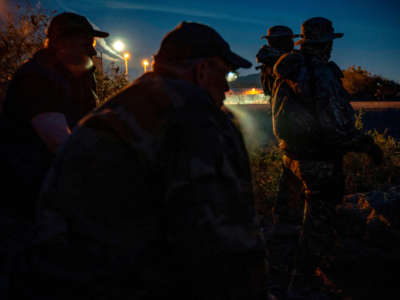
[
  {"left": 248, "top": 109, "right": 400, "bottom": 214},
  {"left": 344, "top": 109, "right": 400, "bottom": 193}
]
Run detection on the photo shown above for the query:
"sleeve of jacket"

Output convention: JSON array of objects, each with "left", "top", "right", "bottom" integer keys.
[{"left": 162, "top": 113, "right": 267, "bottom": 296}]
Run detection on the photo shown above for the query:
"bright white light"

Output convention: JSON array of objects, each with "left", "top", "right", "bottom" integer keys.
[
  {"left": 226, "top": 72, "right": 238, "bottom": 82},
  {"left": 112, "top": 40, "right": 125, "bottom": 52}
]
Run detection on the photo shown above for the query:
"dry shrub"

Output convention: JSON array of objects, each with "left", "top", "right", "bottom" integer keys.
[{"left": 250, "top": 110, "right": 400, "bottom": 213}]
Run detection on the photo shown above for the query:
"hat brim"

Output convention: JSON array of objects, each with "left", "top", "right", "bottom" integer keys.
[
  {"left": 224, "top": 50, "right": 252, "bottom": 69},
  {"left": 261, "top": 34, "right": 300, "bottom": 39},
  {"left": 92, "top": 29, "right": 109, "bottom": 38},
  {"left": 294, "top": 32, "right": 343, "bottom": 45}
]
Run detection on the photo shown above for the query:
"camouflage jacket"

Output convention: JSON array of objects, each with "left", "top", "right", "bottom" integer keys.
[
  {"left": 40, "top": 72, "right": 266, "bottom": 298},
  {"left": 256, "top": 45, "right": 286, "bottom": 96},
  {"left": 271, "top": 52, "right": 376, "bottom": 159}
]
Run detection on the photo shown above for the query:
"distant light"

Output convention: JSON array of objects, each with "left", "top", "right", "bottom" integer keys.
[
  {"left": 244, "top": 88, "right": 263, "bottom": 95},
  {"left": 226, "top": 72, "right": 238, "bottom": 82},
  {"left": 123, "top": 52, "right": 130, "bottom": 59},
  {"left": 113, "top": 40, "right": 125, "bottom": 52},
  {"left": 142, "top": 59, "right": 150, "bottom": 73}
]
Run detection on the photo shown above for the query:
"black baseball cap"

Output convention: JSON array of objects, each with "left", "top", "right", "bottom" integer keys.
[
  {"left": 47, "top": 12, "right": 109, "bottom": 40},
  {"left": 154, "top": 21, "right": 252, "bottom": 70}
]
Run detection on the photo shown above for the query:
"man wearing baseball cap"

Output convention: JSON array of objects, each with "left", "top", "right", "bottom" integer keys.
[
  {"left": 269, "top": 17, "right": 383, "bottom": 293},
  {"left": 256, "top": 25, "right": 299, "bottom": 96},
  {"left": 1, "top": 12, "right": 108, "bottom": 220},
  {"left": 39, "top": 21, "right": 268, "bottom": 299}
]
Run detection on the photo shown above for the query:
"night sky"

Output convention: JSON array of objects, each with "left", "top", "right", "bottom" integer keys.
[{"left": 6, "top": 0, "right": 400, "bottom": 82}]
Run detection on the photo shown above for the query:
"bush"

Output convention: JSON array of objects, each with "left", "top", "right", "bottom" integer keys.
[
  {"left": 343, "top": 110, "right": 400, "bottom": 193},
  {"left": 250, "top": 109, "right": 400, "bottom": 213},
  {"left": 249, "top": 143, "right": 282, "bottom": 215},
  {"left": 95, "top": 62, "right": 129, "bottom": 105},
  {"left": 342, "top": 65, "right": 400, "bottom": 100},
  {"left": 0, "top": 2, "right": 54, "bottom": 105}
]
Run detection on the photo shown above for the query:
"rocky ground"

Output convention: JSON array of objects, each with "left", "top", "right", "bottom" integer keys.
[{"left": 262, "top": 185, "right": 400, "bottom": 299}]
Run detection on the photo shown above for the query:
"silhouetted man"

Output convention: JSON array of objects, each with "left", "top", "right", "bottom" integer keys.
[
  {"left": 39, "top": 22, "right": 267, "bottom": 299},
  {"left": 270, "top": 17, "right": 383, "bottom": 291},
  {"left": 1, "top": 12, "right": 108, "bottom": 219},
  {"left": 256, "top": 25, "right": 299, "bottom": 97}
]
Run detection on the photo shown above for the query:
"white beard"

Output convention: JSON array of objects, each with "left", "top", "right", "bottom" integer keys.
[{"left": 64, "top": 56, "right": 94, "bottom": 76}]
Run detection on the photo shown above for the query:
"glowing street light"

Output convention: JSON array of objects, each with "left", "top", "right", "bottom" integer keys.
[
  {"left": 123, "top": 52, "right": 130, "bottom": 75},
  {"left": 142, "top": 59, "right": 149, "bottom": 73},
  {"left": 112, "top": 40, "right": 125, "bottom": 52}
]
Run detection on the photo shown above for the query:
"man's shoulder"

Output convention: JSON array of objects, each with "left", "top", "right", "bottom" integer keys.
[
  {"left": 273, "top": 51, "right": 306, "bottom": 80},
  {"left": 109, "top": 72, "right": 216, "bottom": 126},
  {"left": 11, "top": 49, "right": 68, "bottom": 89},
  {"left": 312, "top": 60, "right": 344, "bottom": 83}
]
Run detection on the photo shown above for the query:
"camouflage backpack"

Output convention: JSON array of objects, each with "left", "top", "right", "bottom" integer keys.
[{"left": 271, "top": 52, "right": 321, "bottom": 154}]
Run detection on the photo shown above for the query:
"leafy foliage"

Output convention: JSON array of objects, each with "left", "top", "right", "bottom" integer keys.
[
  {"left": 0, "top": 2, "right": 54, "bottom": 104},
  {"left": 343, "top": 109, "right": 400, "bottom": 193},
  {"left": 342, "top": 65, "right": 400, "bottom": 100},
  {"left": 250, "top": 109, "right": 400, "bottom": 214},
  {"left": 95, "top": 63, "right": 129, "bottom": 105},
  {"left": 249, "top": 144, "right": 283, "bottom": 215}
]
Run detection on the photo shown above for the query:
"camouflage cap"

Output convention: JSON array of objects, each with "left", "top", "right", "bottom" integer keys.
[
  {"left": 295, "top": 17, "right": 343, "bottom": 45},
  {"left": 261, "top": 25, "right": 300, "bottom": 39},
  {"left": 47, "top": 12, "right": 109, "bottom": 40},
  {"left": 154, "top": 21, "right": 251, "bottom": 70}
]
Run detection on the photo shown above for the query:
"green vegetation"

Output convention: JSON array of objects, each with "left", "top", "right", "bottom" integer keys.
[
  {"left": 0, "top": 2, "right": 53, "bottom": 104},
  {"left": 249, "top": 143, "right": 283, "bottom": 215},
  {"left": 95, "top": 63, "right": 129, "bottom": 105},
  {"left": 249, "top": 109, "right": 400, "bottom": 214},
  {"left": 342, "top": 65, "right": 400, "bottom": 100},
  {"left": 343, "top": 109, "right": 400, "bottom": 193}
]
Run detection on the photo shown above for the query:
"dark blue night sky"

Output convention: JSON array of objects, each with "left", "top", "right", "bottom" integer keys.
[{"left": 7, "top": 0, "right": 400, "bottom": 82}]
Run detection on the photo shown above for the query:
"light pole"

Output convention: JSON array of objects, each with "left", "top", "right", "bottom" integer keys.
[
  {"left": 123, "top": 52, "right": 130, "bottom": 75},
  {"left": 142, "top": 59, "right": 149, "bottom": 73},
  {"left": 112, "top": 40, "right": 127, "bottom": 74}
]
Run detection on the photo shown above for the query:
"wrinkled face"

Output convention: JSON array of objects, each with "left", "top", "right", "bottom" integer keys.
[
  {"left": 197, "top": 57, "right": 231, "bottom": 107},
  {"left": 53, "top": 33, "right": 97, "bottom": 66}
]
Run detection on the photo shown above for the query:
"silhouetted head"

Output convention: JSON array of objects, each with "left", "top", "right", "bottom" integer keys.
[
  {"left": 261, "top": 25, "right": 299, "bottom": 52},
  {"left": 46, "top": 12, "right": 109, "bottom": 73},
  {"left": 296, "top": 17, "right": 343, "bottom": 61}
]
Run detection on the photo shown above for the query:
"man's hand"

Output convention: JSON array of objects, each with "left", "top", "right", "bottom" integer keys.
[{"left": 32, "top": 112, "right": 71, "bottom": 153}]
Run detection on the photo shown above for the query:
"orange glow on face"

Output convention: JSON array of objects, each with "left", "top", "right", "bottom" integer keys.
[{"left": 244, "top": 88, "right": 263, "bottom": 95}]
